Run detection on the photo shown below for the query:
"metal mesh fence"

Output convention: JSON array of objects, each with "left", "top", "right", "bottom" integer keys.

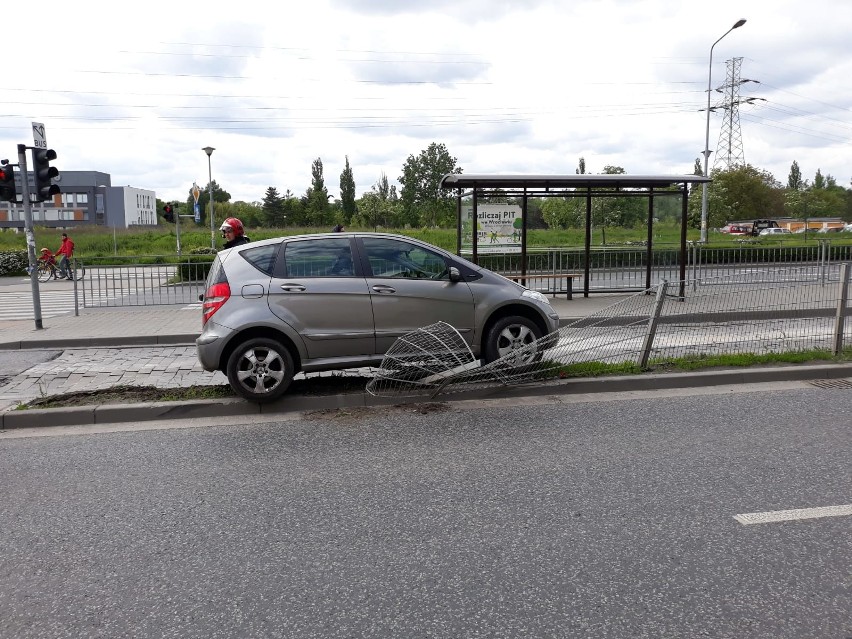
[
  {"left": 366, "top": 264, "right": 852, "bottom": 399},
  {"left": 75, "top": 258, "right": 209, "bottom": 308}
]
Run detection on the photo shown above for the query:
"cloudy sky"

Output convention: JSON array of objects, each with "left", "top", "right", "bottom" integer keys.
[{"left": 2, "top": 0, "right": 850, "bottom": 204}]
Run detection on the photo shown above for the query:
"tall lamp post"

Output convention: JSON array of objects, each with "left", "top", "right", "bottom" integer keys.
[
  {"left": 202, "top": 146, "right": 216, "bottom": 249},
  {"left": 700, "top": 19, "right": 746, "bottom": 244}
]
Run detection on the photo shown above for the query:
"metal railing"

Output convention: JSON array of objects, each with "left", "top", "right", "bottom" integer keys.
[
  {"left": 479, "top": 240, "right": 852, "bottom": 294},
  {"left": 74, "top": 257, "right": 211, "bottom": 312},
  {"left": 72, "top": 241, "right": 852, "bottom": 312},
  {"left": 367, "top": 263, "right": 852, "bottom": 398}
]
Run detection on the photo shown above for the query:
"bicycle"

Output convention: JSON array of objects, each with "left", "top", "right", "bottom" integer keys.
[{"left": 36, "top": 254, "right": 85, "bottom": 282}]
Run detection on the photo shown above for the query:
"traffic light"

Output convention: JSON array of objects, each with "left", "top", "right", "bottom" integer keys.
[
  {"left": 163, "top": 203, "right": 175, "bottom": 223},
  {"left": 31, "top": 148, "right": 60, "bottom": 202},
  {"left": 0, "top": 164, "right": 15, "bottom": 202}
]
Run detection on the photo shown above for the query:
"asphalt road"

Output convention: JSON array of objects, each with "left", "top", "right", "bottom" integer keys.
[
  {"left": 1, "top": 384, "right": 850, "bottom": 638},
  {"left": 0, "top": 349, "right": 60, "bottom": 388}
]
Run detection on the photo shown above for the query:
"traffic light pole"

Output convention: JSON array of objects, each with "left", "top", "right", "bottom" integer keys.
[
  {"left": 17, "top": 144, "right": 44, "bottom": 330},
  {"left": 175, "top": 205, "right": 181, "bottom": 256}
]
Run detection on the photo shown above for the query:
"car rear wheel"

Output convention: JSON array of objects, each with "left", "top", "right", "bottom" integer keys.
[
  {"left": 226, "top": 337, "right": 294, "bottom": 403},
  {"left": 483, "top": 316, "right": 543, "bottom": 365}
]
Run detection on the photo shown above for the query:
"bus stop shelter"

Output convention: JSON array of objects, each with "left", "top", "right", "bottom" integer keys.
[{"left": 439, "top": 173, "right": 711, "bottom": 298}]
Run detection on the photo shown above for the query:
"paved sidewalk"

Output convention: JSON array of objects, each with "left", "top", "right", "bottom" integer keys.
[
  {"left": 0, "top": 294, "right": 631, "bottom": 415},
  {"left": 0, "top": 293, "right": 629, "bottom": 350}
]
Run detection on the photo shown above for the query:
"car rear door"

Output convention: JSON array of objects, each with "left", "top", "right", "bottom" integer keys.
[
  {"left": 267, "top": 236, "right": 375, "bottom": 359},
  {"left": 358, "top": 236, "right": 475, "bottom": 354}
]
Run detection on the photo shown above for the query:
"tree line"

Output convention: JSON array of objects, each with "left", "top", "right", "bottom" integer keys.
[{"left": 163, "top": 143, "right": 852, "bottom": 233}]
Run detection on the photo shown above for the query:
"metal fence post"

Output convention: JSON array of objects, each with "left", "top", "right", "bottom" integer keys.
[
  {"left": 72, "top": 258, "right": 79, "bottom": 317},
  {"left": 832, "top": 263, "right": 849, "bottom": 355},
  {"left": 819, "top": 239, "right": 829, "bottom": 286},
  {"left": 639, "top": 280, "right": 669, "bottom": 368},
  {"left": 690, "top": 242, "right": 698, "bottom": 291}
]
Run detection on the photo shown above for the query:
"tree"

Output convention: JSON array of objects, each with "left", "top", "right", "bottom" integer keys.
[
  {"left": 541, "top": 197, "right": 583, "bottom": 229},
  {"left": 261, "top": 187, "right": 286, "bottom": 227},
  {"left": 304, "top": 158, "right": 332, "bottom": 226},
  {"left": 787, "top": 161, "right": 803, "bottom": 190},
  {"left": 589, "top": 165, "right": 645, "bottom": 243},
  {"left": 705, "top": 164, "right": 784, "bottom": 227},
  {"left": 374, "top": 172, "right": 397, "bottom": 201},
  {"left": 576, "top": 157, "right": 586, "bottom": 175},
  {"left": 339, "top": 156, "right": 356, "bottom": 224},
  {"left": 216, "top": 201, "right": 264, "bottom": 230},
  {"left": 398, "top": 142, "right": 462, "bottom": 227}
]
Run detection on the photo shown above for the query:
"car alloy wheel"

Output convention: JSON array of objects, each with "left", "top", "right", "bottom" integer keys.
[
  {"left": 484, "top": 315, "right": 543, "bottom": 365},
  {"left": 226, "top": 337, "right": 294, "bottom": 403}
]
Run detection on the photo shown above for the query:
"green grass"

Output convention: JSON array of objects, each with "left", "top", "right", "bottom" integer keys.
[
  {"left": 2, "top": 222, "right": 849, "bottom": 259},
  {"left": 548, "top": 348, "right": 852, "bottom": 380},
  {"left": 648, "top": 349, "right": 850, "bottom": 371}
]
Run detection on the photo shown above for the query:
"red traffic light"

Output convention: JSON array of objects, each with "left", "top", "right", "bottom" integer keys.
[{"left": 0, "top": 164, "right": 16, "bottom": 202}]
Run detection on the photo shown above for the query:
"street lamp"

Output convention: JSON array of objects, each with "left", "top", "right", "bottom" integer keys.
[
  {"left": 700, "top": 19, "right": 746, "bottom": 244},
  {"left": 202, "top": 146, "right": 216, "bottom": 249}
]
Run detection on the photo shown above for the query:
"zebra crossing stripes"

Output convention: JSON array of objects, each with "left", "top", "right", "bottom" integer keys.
[{"left": 0, "top": 290, "right": 76, "bottom": 321}]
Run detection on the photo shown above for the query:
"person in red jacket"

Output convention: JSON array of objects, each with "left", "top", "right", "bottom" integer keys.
[{"left": 55, "top": 232, "right": 75, "bottom": 279}]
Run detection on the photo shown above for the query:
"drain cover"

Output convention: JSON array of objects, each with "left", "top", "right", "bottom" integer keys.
[{"left": 808, "top": 378, "right": 852, "bottom": 389}]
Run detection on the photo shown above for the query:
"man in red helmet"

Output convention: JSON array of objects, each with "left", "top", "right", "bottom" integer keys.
[{"left": 219, "top": 217, "right": 251, "bottom": 249}]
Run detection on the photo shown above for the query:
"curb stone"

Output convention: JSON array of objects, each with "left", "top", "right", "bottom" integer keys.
[{"left": 3, "top": 362, "right": 852, "bottom": 430}]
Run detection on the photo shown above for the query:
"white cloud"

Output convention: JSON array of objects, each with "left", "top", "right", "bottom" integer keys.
[{"left": 2, "top": 0, "right": 850, "bottom": 205}]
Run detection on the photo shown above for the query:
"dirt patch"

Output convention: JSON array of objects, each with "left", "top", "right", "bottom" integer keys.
[{"left": 21, "top": 375, "right": 375, "bottom": 409}]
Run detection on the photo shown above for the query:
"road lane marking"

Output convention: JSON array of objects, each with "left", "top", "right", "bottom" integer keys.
[{"left": 734, "top": 504, "right": 852, "bottom": 525}]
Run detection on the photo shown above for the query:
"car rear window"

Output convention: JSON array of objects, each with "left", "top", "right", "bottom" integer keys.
[
  {"left": 206, "top": 256, "right": 226, "bottom": 286},
  {"left": 239, "top": 243, "right": 281, "bottom": 276}
]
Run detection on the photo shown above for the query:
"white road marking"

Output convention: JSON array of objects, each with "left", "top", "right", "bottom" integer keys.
[{"left": 734, "top": 504, "right": 852, "bottom": 525}]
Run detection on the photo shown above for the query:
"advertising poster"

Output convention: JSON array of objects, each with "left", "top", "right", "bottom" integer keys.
[{"left": 462, "top": 204, "right": 523, "bottom": 254}]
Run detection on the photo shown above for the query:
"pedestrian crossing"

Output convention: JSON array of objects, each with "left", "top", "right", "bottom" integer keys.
[{"left": 0, "top": 289, "right": 76, "bottom": 321}]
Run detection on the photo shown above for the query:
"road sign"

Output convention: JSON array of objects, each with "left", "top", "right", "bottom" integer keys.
[{"left": 32, "top": 122, "right": 47, "bottom": 149}]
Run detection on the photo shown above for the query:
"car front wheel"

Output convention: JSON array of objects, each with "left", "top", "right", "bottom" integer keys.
[
  {"left": 483, "top": 316, "right": 543, "bottom": 365},
  {"left": 226, "top": 337, "right": 294, "bottom": 403}
]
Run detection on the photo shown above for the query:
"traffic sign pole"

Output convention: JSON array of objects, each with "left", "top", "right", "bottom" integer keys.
[{"left": 17, "top": 144, "right": 44, "bottom": 330}]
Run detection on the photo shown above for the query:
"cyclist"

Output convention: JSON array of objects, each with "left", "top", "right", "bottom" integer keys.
[
  {"left": 39, "top": 248, "right": 59, "bottom": 279},
  {"left": 220, "top": 217, "right": 251, "bottom": 249},
  {"left": 55, "top": 232, "right": 75, "bottom": 279}
]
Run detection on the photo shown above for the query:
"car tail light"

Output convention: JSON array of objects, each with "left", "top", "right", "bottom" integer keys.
[{"left": 202, "top": 282, "right": 231, "bottom": 326}]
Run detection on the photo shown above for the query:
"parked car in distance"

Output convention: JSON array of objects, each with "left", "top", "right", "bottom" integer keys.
[
  {"left": 197, "top": 232, "right": 561, "bottom": 402},
  {"left": 720, "top": 224, "right": 751, "bottom": 235},
  {"left": 817, "top": 226, "right": 843, "bottom": 233},
  {"left": 758, "top": 227, "right": 792, "bottom": 236},
  {"left": 750, "top": 219, "right": 780, "bottom": 236}
]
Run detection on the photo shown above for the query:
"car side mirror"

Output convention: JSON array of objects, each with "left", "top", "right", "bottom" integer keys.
[
  {"left": 448, "top": 266, "right": 461, "bottom": 282},
  {"left": 198, "top": 294, "right": 204, "bottom": 302}
]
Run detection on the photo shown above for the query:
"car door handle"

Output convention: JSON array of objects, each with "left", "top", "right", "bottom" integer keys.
[
  {"left": 372, "top": 285, "right": 396, "bottom": 294},
  {"left": 280, "top": 284, "right": 307, "bottom": 292}
]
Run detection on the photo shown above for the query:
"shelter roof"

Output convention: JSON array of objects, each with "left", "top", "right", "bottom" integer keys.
[{"left": 439, "top": 174, "right": 710, "bottom": 191}]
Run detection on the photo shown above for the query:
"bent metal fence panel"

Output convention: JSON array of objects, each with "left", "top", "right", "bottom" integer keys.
[
  {"left": 76, "top": 259, "right": 208, "bottom": 309},
  {"left": 366, "top": 264, "right": 852, "bottom": 399}
]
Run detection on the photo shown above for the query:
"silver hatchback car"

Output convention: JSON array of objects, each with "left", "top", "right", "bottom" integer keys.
[{"left": 197, "top": 232, "right": 560, "bottom": 402}]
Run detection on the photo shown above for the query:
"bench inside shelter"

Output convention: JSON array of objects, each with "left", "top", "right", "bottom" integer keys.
[{"left": 499, "top": 272, "right": 582, "bottom": 299}]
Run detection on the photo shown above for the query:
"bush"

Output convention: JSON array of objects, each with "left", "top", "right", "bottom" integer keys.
[
  {"left": 0, "top": 250, "right": 28, "bottom": 276},
  {"left": 177, "top": 256, "right": 215, "bottom": 282}
]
